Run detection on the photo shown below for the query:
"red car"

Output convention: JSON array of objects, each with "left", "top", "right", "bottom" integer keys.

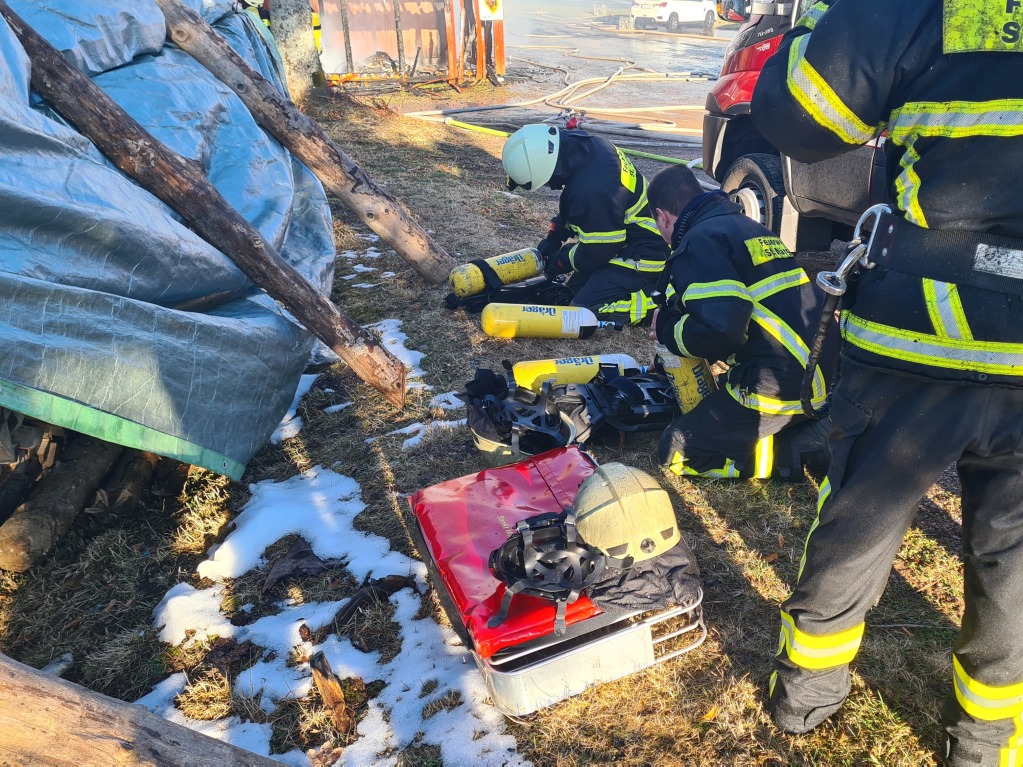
[{"left": 703, "top": 1, "right": 886, "bottom": 250}]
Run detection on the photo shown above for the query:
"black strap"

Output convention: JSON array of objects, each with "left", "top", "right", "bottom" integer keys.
[
  {"left": 468, "top": 258, "right": 506, "bottom": 291},
  {"left": 869, "top": 212, "right": 1023, "bottom": 296},
  {"left": 801, "top": 292, "right": 840, "bottom": 419}
]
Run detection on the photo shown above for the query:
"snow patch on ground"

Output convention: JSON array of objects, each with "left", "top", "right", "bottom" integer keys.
[
  {"left": 365, "top": 419, "right": 467, "bottom": 451},
  {"left": 270, "top": 374, "right": 318, "bottom": 444},
  {"left": 143, "top": 326, "right": 527, "bottom": 766},
  {"left": 145, "top": 463, "right": 526, "bottom": 766},
  {"left": 351, "top": 283, "right": 378, "bottom": 289},
  {"left": 352, "top": 264, "right": 376, "bottom": 272},
  {"left": 429, "top": 391, "right": 464, "bottom": 411},
  {"left": 323, "top": 402, "right": 353, "bottom": 414}
]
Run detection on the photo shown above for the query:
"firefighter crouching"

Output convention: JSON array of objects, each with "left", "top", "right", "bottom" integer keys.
[
  {"left": 646, "top": 165, "right": 835, "bottom": 480},
  {"left": 502, "top": 125, "right": 670, "bottom": 325},
  {"left": 752, "top": 1, "right": 1023, "bottom": 762}
]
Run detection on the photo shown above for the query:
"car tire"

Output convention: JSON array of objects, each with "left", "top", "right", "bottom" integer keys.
[
  {"left": 703, "top": 11, "right": 716, "bottom": 35},
  {"left": 665, "top": 13, "right": 679, "bottom": 32},
  {"left": 721, "top": 153, "right": 785, "bottom": 234}
]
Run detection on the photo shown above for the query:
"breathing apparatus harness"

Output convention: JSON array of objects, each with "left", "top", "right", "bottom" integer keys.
[{"left": 487, "top": 507, "right": 633, "bottom": 636}]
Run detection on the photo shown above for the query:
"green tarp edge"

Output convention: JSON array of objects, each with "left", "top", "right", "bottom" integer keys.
[{"left": 0, "top": 376, "right": 246, "bottom": 480}]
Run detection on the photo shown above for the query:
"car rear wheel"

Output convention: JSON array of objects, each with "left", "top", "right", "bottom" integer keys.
[
  {"left": 703, "top": 10, "right": 715, "bottom": 35},
  {"left": 721, "top": 153, "right": 785, "bottom": 234},
  {"left": 665, "top": 13, "right": 679, "bottom": 32}
]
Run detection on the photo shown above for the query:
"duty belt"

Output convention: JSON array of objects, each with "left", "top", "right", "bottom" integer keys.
[{"left": 868, "top": 213, "right": 1023, "bottom": 296}]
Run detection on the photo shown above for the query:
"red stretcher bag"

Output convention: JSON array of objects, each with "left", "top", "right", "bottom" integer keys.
[{"left": 407, "top": 446, "right": 605, "bottom": 659}]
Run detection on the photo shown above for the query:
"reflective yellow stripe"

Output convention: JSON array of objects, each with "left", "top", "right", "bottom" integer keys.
[
  {"left": 599, "top": 290, "right": 656, "bottom": 324},
  {"left": 953, "top": 655, "right": 1023, "bottom": 722},
  {"left": 786, "top": 35, "right": 877, "bottom": 146},
  {"left": 779, "top": 611, "right": 864, "bottom": 670},
  {"left": 794, "top": 0, "right": 829, "bottom": 31},
  {"left": 1004, "top": 714, "right": 1023, "bottom": 767},
  {"left": 668, "top": 452, "right": 740, "bottom": 478},
  {"left": 843, "top": 312, "right": 1023, "bottom": 375},
  {"left": 923, "top": 279, "right": 973, "bottom": 341},
  {"left": 575, "top": 229, "right": 627, "bottom": 245},
  {"left": 567, "top": 242, "right": 579, "bottom": 270},
  {"left": 889, "top": 99, "right": 1023, "bottom": 141},
  {"left": 682, "top": 279, "right": 752, "bottom": 303},
  {"left": 798, "top": 477, "right": 830, "bottom": 581},
  {"left": 749, "top": 269, "right": 810, "bottom": 302},
  {"left": 893, "top": 134, "right": 928, "bottom": 227},
  {"left": 751, "top": 435, "right": 774, "bottom": 479},
  {"left": 768, "top": 670, "right": 778, "bottom": 697},
  {"left": 608, "top": 257, "right": 667, "bottom": 273},
  {"left": 725, "top": 382, "right": 826, "bottom": 415},
  {"left": 673, "top": 315, "right": 694, "bottom": 357},
  {"left": 623, "top": 184, "right": 661, "bottom": 237},
  {"left": 751, "top": 304, "right": 826, "bottom": 400}
]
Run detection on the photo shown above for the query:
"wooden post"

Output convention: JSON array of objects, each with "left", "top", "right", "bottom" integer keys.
[
  {"left": 339, "top": 0, "right": 354, "bottom": 73},
  {"left": 494, "top": 18, "right": 505, "bottom": 76},
  {"left": 0, "top": 435, "right": 123, "bottom": 572},
  {"left": 392, "top": 0, "right": 406, "bottom": 75},
  {"left": 444, "top": 0, "right": 459, "bottom": 83},
  {"left": 0, "top": 1, "right": 408, "bottom": 408},
  {"left": 0, "top": 653, "right": 283, "bottom": 765},
  {"left": 154, "top": 0, "right": 456, "bottom": 285}
]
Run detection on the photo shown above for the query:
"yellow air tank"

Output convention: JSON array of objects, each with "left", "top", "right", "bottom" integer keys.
[
  {"left": 654, "top": 342, "right": 717, "bottom": 413},
  {"left": 512, "top": 354, "right": 643, "bottom": 391},
  {"left": 449, "top": 248, "right": 546, "bottom": 298},
  {"left": 481, "top": 304, "right": 621, "bottom": 339}
]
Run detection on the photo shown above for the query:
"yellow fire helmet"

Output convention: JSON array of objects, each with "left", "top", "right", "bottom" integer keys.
[{"left": 574, "top": 463, "right": 681, "bottom": 563}]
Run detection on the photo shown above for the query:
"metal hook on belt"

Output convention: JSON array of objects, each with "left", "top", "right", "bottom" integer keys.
[{"left": 816, "top": 204, "right": 891, "bottom": 296}]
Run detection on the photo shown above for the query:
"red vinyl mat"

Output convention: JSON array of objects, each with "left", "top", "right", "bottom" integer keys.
[{"left": 407, "top": 447, "right": 604, "bottom": 659}]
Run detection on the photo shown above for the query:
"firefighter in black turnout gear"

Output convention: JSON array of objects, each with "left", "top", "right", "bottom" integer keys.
[
  {"left": 502, "top": 125, "right": 669, "bottom": 324},
  {"left": 647, "top": 165, "right": 834, "bottom": 479},
  {"left": 752, "top": 1, "right": 1023, "bottom": 762}
]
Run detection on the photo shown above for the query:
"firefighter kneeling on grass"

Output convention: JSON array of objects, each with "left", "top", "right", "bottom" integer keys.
[
  {"left": 752, "top": 1, "right": 1023, "bottom": 762},
  {"left": 646, "top": 165, "right": 836, "bottom": 480},
  {"left": 502, "top": 124, "right": 669, "bottom": 325}
]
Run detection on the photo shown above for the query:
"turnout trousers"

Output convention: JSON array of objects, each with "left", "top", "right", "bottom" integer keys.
[
  {"left": 657, "top": 388, "right": 809, "bottom": 480},
  {"left": 770, "top": 359, "right": 1023, "bottom": 765},
  {"left": 569, "top": 267, "right": 660, "bottom": 326}
]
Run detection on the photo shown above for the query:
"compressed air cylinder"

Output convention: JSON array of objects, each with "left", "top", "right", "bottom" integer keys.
[
  {"left": 654, "top": 342, "right": 717, "bottom": 413},
  {"left": 512, "top": 354, "right": 643, "bottom": 392},
  {"left": 449, "top": 248, "right": 545, "bottom": 298},
  {"left": 481, "top": 303, "right": 619, "bottom": 339}
]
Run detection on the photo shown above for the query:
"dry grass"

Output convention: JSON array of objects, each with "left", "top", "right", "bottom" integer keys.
[{"left": 0, "top": 84, "right": 967, "bottom": 765}]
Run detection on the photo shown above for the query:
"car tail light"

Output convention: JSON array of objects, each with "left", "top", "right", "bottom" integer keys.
[
  {"left": 721, "top": 18, "right": 780, "bottom": 76},
  {"left": 659, "top": 2, "right": 667, "bottom": 6}
]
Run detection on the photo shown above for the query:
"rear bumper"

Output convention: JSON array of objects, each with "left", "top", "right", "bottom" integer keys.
[{"left": 702, "top": 112, "right": 729, "bottom": 181}]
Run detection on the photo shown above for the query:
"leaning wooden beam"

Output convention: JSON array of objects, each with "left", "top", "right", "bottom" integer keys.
[
  {"left": 0, "top": 2, "right": 407, "bottom": 408},
  {"left": 0, "top": 652, "right": 283, "bottom": 765},
  {"left": 154, "top": 0, "right": 457, "bottom": 286},
  {"left": 0, "top": 434, "right": 123, "bottom": 572}
]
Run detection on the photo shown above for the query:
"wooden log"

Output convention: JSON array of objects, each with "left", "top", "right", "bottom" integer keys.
[
  {"left": 0, "top": 2, "right": 408, "bottom": 408},
  {"left": 308, "top": 652, "right": 356, "bottom": 736},
  {"left": 0, "top": 434, "right": 123, "bottom": 572},
  {"left": 154, "top": 0, "right": 457, "bottom": 286},
  {"left": 0, "top": 652, "right": 283, "bottom": 766},
  {"left": 86, "top": 450, "right": 160, "bottom": 518}
]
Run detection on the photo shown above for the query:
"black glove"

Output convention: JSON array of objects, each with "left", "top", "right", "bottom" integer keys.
[
  {"left": 544, "top": 245, "right": 574, "bottom": 277},
  {"left": 537, "top": 217, "right": 570, "bottom": 259}
]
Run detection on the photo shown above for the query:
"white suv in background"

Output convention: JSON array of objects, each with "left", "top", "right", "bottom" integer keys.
[{"left": 630, "top": 0, "right": 717, "bottom": 33}]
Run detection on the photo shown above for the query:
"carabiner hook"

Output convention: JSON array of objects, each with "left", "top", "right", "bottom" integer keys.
[
  {"left": 816, "top": 204, "right": 892, "bottom": 296},
  {"left": 851, "top": 203, "right": 891, "bottom": 271}
]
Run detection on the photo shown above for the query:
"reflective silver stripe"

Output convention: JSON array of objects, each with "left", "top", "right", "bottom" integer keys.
[
  {"left": 673, "top": 314, "right": 694, "bottom": 357},
  {"left": 609, "top": 257, "right": 667, "bottom": 273},
  {"left": 923, "top": 279, "right": 972, "bottom": 341},
  {"left": 577, "top": 229, "right": 626, "bottom": 244},
  {"left": 844, "top": 313, "right": 1023, "bottom": 375},
  {"left": 889, "top": 100, "right": 1023, "bottom": 142},
  {"left": 786, "top": 35, "right": 877, "bottom": 146},
  {"left": 749, "top": 268, "right": 809, "bottom": 302},
  {"left": 682, "top": 280, "right": 752, "bottom": 303},
  {"left": 953, "top": 655, "right": 1023, "bottom": 722},
  {"left": 794, "top": 1, "right": 828, "bottom": 31}
]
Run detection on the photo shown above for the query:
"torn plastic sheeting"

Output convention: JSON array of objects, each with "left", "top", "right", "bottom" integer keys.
[{"left": 0, "top": 1, "right": 335, "bottom": 479}]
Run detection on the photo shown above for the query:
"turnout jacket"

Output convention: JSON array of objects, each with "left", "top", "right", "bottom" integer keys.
[
  {"left": 752, "top": 0, "right": 1023, "bottom": 385},
  {"left": 655, "top": 194, "right": 831, "bottom": 416},
  {"left": 546, "top": 132, "right": 668, "bottom": 276}
]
